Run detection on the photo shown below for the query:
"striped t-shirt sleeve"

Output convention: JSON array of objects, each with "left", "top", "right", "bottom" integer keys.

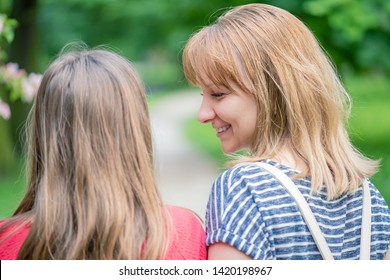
[{"left": 206, "top": 165, "right": 274, "bottom": 259}]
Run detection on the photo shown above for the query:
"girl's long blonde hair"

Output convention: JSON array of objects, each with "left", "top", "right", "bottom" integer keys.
[
  {"left": 3, "top": 45, "right": 168, "bottom": 259},
  {"left": 183, "top": 4, "right": 378, "bottom": 199}
]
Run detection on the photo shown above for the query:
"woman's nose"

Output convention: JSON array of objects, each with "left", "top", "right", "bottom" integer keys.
[{"left": 197, "top": 98, "right": 215, "bottom": 123}]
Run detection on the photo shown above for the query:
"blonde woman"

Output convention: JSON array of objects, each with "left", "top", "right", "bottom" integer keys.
[
  {"left": 0, "top": 46, "right": 206, "bottom": 259},
  {"left": 182, "top": 4, "right": 390, "bottom": 259}
]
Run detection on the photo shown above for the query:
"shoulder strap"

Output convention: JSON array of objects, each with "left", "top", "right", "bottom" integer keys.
[
  {"left": 248, "top": 162, "right": 371, "bottom": 260},
  {"left": 360, "top": 179, "right": 371, "bottom": 260},
  {"left": 251, "top": 162, "right": 334, "bottom": 260}
]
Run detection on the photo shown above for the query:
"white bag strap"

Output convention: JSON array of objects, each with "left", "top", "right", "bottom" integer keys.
[
  {"left": 251, "top": 162, "right": 334, "bottom": 260},
  {"left": 360, "top": 179, "right": 371, "bottom": 260},
  {"left": 247, "top": 162, "right": 371, "bottom": 260}
]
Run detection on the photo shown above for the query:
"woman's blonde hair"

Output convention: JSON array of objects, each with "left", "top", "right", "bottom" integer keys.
[
  {"left": 183, "top": 4, "right": 378, "bottom": 199},
  {"left": 6, "top": 45, "right": 168, "bottom": 259}
]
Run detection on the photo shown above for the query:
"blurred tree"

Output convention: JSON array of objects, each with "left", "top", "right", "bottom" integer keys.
[
  {"left": 302, "top": 0, "right": 390, "bottom": 74},
  {"left": 6, "top": 0, "right": 39, "bottom": 166},
  {"left": 9, "top": 0, "right": 38, "bottom": 72},
  {"left": 0, "top": 10, "right": 19, "bottom": 175},
  {"left": 0, "top": 0, "right": 41, "bottom": 176},
  {"left": 4, "top": 0, "right": 385, "bottom": 86},
  {"left": 36, "top": 0, "right": 258, "bottom": 87}
]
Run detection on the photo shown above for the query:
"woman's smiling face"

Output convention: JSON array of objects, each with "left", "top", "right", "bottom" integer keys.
[{"left": 197, "top": 81, "right": 258, "bottom": 154}]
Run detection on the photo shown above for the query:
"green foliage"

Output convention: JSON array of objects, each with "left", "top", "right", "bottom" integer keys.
[
  {"left": 0, "top": 0, "right": 12, "bottom": 14},
  {"left": 304, "top": 0, "right": 379, "bottom": 42},
  {"left": 0, "top": 16, "right": 17, "bottom": 43},
  {"left": 36, "top": 0, "right": 265, "bottom": 88},
  {"left": 33, "top": 0, "right": 390, "bottom": 90},
  {"left": 303, "top": 0, "right": 390, "bottom": 73},
  {"left": 0, "top": 14, "right": 17, "bottom": 62},
  {"left": 0, "top": 10, "right": 42, "bottom": 175}
]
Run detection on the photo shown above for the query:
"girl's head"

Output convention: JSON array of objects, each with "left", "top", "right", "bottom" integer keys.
[
  {"left": 15, "top": 45, "right": 167, "bottom": 259},
  {"left": 30, "top": 47, "right": 153, "bottom": 185},
  {"left": 183, "top": 3, "right": 349, "bottom": 157}
]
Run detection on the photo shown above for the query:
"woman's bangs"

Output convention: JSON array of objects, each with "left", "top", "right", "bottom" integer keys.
[
  {"left": 193, "top": 50, "right": 233, "bottom": 88},
  {"left": 184, "top": 28, "right": 234, "bottom": 88}
]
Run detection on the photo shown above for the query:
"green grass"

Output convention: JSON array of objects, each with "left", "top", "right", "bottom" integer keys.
[
  {"left": 345, "top": 74, "right": 390, "bottom": 204},
  {"left": 0, "top": 170, "right": 26, "bottom": 219},
  {"left": 184, "top": 73, "right": 390, "bottom": 206}
]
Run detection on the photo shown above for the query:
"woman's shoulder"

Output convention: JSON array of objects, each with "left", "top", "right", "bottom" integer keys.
[
  {"left": 163, "top": 206, "right": 207, "bottom": 260},
  {"left": 218, "top": 159, "right": 286, "bottom": 178},
  {"left": 214, "top": 160, "right": 284, "bottom": 191},
  {"left": 218, "top": 159, "right": 301, "bottom": 185},
  {"left": 210, "top": 160, "right": 306, "bottom": 207}
]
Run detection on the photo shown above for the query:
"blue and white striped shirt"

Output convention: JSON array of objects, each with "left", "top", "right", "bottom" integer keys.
[{"left": 206, "top": 159, "right": 390, "bottom": 259}]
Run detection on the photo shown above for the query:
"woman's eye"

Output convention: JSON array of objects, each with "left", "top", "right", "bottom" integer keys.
[{"left": 211, "top": 93, "right": 225, "bottom": 97}]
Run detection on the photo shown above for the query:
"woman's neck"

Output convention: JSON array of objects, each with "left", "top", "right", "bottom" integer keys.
[{"left": 271, "top": 145, "right": 307, "bottom": 172}]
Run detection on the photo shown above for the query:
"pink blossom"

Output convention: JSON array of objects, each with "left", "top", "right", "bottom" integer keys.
[
  {"left": 5, "top": 63, "right": 25, "bottom": 78},
  {"left": 22, "top": 72, "right": 42, "bottom": 101},
  {"left": 0, "top": 99, "right": 11, "bottom": 120}
]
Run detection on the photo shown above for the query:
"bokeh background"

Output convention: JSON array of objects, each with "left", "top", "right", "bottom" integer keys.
[{"left": 1, "top": 0, "right": 389, "bottom": 218}]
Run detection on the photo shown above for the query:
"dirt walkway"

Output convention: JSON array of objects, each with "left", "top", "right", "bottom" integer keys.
[{"left": 150, "top": 90, "right": 220, "bottom": 219}]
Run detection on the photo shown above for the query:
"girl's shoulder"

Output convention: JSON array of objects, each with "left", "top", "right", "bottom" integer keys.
[
  {"left": 0, "top": 219, "right": 31, "bottom": 260},
  {"left": 165, "top": 205, "right": 204, "bottom": 228},
  {"left": 163, "top": 206, "right": 207, "bottom": 260}
]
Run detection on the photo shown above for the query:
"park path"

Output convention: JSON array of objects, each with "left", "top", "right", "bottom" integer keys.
[{"left": 150, "top": 90, "right": 220, "bottom": 219}]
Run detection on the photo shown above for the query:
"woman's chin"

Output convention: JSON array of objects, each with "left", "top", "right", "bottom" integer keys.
[
  {"left": 221, "top": 145, "right": 250, "bottom": 155},
  {"left": 221, "top": 145, "right": 236, "bottom": 155}
]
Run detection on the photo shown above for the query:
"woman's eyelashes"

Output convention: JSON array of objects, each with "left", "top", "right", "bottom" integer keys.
[
  {"left": 211, "top": 92, "right": 225, "bottom": 98},
  {"left": 200, "top": 90, "right": 228, "bottom": 98}
]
